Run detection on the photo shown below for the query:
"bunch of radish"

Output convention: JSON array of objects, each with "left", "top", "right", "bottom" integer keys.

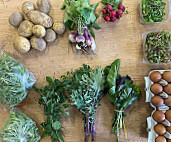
[
  {"left": 69, "top": 29, "right": 96, "bottom": 54},
  {"left": 102, "top": 4, "right": 125, "bottom": 22}
]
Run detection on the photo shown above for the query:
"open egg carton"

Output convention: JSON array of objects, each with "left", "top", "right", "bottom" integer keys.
[{"left": 145, "top": 70, "right": 171, "bottom": 142}]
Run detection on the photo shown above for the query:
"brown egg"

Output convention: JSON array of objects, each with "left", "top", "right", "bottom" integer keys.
[
  {"left": 151, "top": 96, "right": 164, "bottom": 107},
  {"left": 164, "top": 96, "right": 171, "bottom": 107},
  {"left": 155, "top": 136, "right": 166, "bottom": 142},
  {"left": 151, "top": 84, "right": 163, "bottom": 95},
  {"left": 153, "top": 111, "right": 165, "bottom": 122},
  {"left": 154, "top": 124, "right": 166, "bottom": 135},
  {"left": 150, "top": 71, "right": 162, "bottom": 82},
  {"left": 165, "top": 110, "right": 171, "bottom": 121},
  {"left": 164, "top": 84, "right": 171, "bottom": 95},
  {"left": 166, "top": 126, "right": 171, "bottom": 133},
  {"left": 163, "top": 71, "right": 171, "bottom": 82}
]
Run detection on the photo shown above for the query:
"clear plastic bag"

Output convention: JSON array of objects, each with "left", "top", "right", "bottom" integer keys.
[
  {"left": 0, "top": 51, "right": 36, "bottom": 108},
  {"left": 0, "top": 110, "right": 40, "bottom": 142},
  {"left": 139, "top": 0, "right": 170, "bottom": 25}
]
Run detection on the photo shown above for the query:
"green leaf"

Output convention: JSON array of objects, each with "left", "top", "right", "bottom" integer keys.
[
  {"left": 92, "top": 22, "right": 101, "bottom": 30},
  {"left": 46, "top": 76, "right": 53, "bottom": 83},
  {"left": 107, "top": 59, "right": 120, "bottom": 88},
  {"left": 88, "top": 26, "right": 95, "bottom": 39},
  {"left": 91, "top": 3, "right": 99, "bottom": 10},
  {"left": 52, "top": 121, "right": 62, "bottom": 131}
]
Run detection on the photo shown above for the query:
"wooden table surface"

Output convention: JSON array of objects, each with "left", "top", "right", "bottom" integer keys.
[{"left": 0, "top": 0, "right": 171, "bottom": 142}]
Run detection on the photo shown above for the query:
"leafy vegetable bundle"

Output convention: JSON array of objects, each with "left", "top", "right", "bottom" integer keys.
[
  {"left": 0, "top": 110, "right": 40, "bottom": 142},
  {"left": 0, "top": 51, "right": 36, "bottom": 108},
  {"left": 104, "top": 59, "right": 141, "bottom": 142},
  {"left": 35, "top": 77, "right": 70, "bottom": 142},
  {"left": 62, "top": 64, "right": 105, "bottom": 142},
  {"left": 144, "top": 30, "right": 171, "bottom": 64},
  {"left": 141, "top": 0, "right": 166, "bottom": 23},
  {"left": 61, "top": 0, "right": 100, "bottom": 54}
]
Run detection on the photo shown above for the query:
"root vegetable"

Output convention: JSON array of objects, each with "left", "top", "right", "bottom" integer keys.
[
  {"left": 32, "top": 25, "right": 46, "bottom": 37},
  {"left": 14, "top": 36, "right": 30, "bottom": 53},
  {"left": 18, "top": 20, "right": 34, "bottom": 37},
  {"left": 30, "top": 36, "right": 46, "bottom": 51},
  {"left": 69, "top": 32, "right": 77, "bottom": 43},
  {"left": 52, "top": 22, "right": 65, "bottom": 34},
  {"left": 44, "top": 29, "right": 57, "bottom": 43},
  {"left": 9, "top": 12, "right": 24, "bottom": 27},
  {"left": 27, "top": 10, "right": 53, "bottom": 28},
  {"left": 37, "top": 0, "right": 50, "bottom": 14},
  {"left": 22, "top": 1, "right": 35, "bottom": 14},
  {"left": 76, "top": 35, "right": 85, "bottom": 43}
]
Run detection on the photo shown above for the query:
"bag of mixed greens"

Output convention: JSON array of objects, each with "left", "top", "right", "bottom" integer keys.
[
  {"left": 0, "top": 51, "right": 36, "bottom": 108},
  {"left": 0, "top": 110, "right": 40, "bottom": 142}
]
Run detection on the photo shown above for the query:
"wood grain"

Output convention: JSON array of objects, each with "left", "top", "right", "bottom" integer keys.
[{"left": 0, "top": 0, "right": 170, "bottom": 142}]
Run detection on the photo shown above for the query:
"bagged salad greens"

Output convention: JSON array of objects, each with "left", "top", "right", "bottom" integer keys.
[
  {"left": 0, "top": 51, "right": 36, "bottom": 108},
  {"left": 0, "top": 110, "right": 40, "bottom": 142}
]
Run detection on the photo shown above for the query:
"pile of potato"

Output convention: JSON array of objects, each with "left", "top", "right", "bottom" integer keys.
[{"left": 9, "top": 0, "right": 66, "bottom": 53}]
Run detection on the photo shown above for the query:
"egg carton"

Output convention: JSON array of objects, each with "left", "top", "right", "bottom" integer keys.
[
  {"left": 145, "top": 70, "right": 171, "bottom": 109},
  {"left": 145, "top": 70, "right": 171, "bottom": 142}
]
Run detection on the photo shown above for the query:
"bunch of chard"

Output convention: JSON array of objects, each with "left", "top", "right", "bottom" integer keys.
[
  {"left": 61, "top": 0, "right": 100, "bottom": 54},
  {"left": 69, "top": 29, "right": 96, "bottom": 54},
  {"left": 101, "top": 0, "right": 125, "bottom": 22},
  {"left": 104, "top": 59, "right": 141, "bottom": 142},
  {"left": 62, "top": 64, "right": 105, "bottom": 141}
]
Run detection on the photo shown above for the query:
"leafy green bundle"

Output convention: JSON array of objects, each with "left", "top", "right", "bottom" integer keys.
[
  {"left": 105, "top": 59, "right": 141, "bottom": 142},
  {"left": 141, "top": 0, "right": 166, "bottom": 23},
  {"left": 0, "top": 52, "right": 36, "bottom": 108},
  {"left": 62, "top": 64, "right": 105, "bottom": 142},
  {"left": 35, "top": 77, "right": 70, "bottom": 142},
  {"left": 61, "top": 0, "right": 100, "bottom": 35},
  {"left": 0, "top": 110, "right": 40, "bottom": 142}
]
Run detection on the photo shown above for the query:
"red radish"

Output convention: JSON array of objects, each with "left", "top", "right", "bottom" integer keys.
[
  {"left": 118, "top": 3, "right": 125, "bottom": 12},
  {"left": 116, "top": 10, "right": 123, "bottom": 19},
  {"left": 110, "top": 17, "right": 116, "bottom": 22},
  {"left": 102, "top": 9, "right": 107, "bottom": 14},
  {"left": 106, "top": 5, "right": 112, "bottom": 11},
  {"left": 104, "top": 15, "right": 110, "bottom": 21},
  {"left": 110, "top": 10, "right": 116, "bottom": 17}
]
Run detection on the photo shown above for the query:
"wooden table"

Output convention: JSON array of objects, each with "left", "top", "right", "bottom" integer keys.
[{"left": 0, "top": 0, "right": 170, "bottom": 142}]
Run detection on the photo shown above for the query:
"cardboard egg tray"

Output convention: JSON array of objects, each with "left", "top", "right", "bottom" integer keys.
[{"left": 145, "top": 70, "right": 171, "bottom": 142}]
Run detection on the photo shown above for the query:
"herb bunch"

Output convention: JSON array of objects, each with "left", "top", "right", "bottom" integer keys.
[
  {"left": 0, "top": 52, "right": 36, "bottom": 108},
  {"left": 141, "top": 0, "right": 166, "bottom": 23},
  {"left": 0, "top": 110, "right": 40, "bottom": 142},
  {"left": 105, "top": 59, "right": 141, "bottom": 142},
  {"left": 144, "top": 30, "right": 171, "bottom": 64},
  {"left": 35, "top": 77, "right": 70, "bottom": 142},
  {"left": 62, "top": 64, "right": 105, "bottom": 142}
]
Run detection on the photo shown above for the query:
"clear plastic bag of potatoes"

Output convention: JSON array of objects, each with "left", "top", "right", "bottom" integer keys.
[
  {"left": 0, "top": 51, "right": 36, "bottom": 108},
  {"left": 0, "top": 110, "right": 40, "bottom": 142}
]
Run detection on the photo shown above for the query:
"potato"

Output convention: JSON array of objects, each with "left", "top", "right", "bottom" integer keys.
[
  {"left": 27, "top": 11, "right": 53, "bottom": 28},
  {"left": 53, "top": 22, "right": 65, "bottom": 35},
  {"left": 44, "top": 29, "right": 57, "bottom": 43},
  {"left": 22, "top": 1, "right": 35, "bottom": 14},
  {"left": 32, "top": 25, "right": 46, "bottom": 37},
  {"left": 14, "top": 36, "right": 30, "bottom": 53},
  {"left": 30, "top": 36, "right": 46, "bottom": 51},
  {"left": 18, "top": 20, "right": 34, "bottom": 37},
  {"left": 37, "top": 0, "right": 50, "bottom": 14},
  {"left": 9, "top": 12, "right": 24, "bottom": 27}
]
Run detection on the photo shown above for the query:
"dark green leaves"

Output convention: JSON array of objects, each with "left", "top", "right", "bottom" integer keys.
[
  {"left": 141, "top": 0, "right": 166, "bottom": 23},
  {"left": 35, "top": 77, "right": 70, "bottom": 142}
]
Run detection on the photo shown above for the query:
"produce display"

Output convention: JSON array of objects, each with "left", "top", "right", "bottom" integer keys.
[
  {"left": 139, "top": 0, "right": 168, "bottom": 24},
  {"left": 0, "top": 51, "right": 36, "bottom": 108},
  {"left": 0, "top": 110, "right": 40, "bottom": 142},
  {"left": 143, "top": 30, "right": 171, "bottom": 64},
  {"left": 101, "top": 0, "right": 125, "bottom": 22},
  {"left": 61, "top": 0, "right": 100, "bottom": 54},
  {"left": 104, "top": 59, "right": 141, "bottom": 142},
  {"left": 145, "top": 70, "right": 171, "bottom": 142},
  {"left": 9, "top": 0, "right": 65, "bottom": 53},
  {"left": 34, "top": 77, "right": 70, "bottom": 142}
]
